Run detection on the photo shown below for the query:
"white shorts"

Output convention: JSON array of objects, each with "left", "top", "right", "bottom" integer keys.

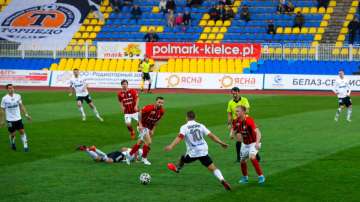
[
  {"left": 137, "top": 127, "right": 150, "bottom": 141},
  {"left": 240, "top": 143, "right": 261, "bottom": 160},
  {"left": 124, "top": 112, "right": 139, "bottom": 124}
]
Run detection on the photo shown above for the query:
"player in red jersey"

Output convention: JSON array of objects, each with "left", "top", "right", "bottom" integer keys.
[
  {"left": 125, "top": 96, "right": 165, "bottom": 165},
  {"left": 118, "top": 80, "right": 139, "bottom": 140},
  {"left": 230, "top": 106, "right": 265, "bottom": 184}
]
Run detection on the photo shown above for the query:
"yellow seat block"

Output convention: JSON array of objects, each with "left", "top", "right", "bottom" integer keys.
[
  {"left": 89, "top": 46, "right": 97, "bottom": 52},
  {"left": 116, "top": 59, "right": 124, "bottom": 71},
  {"left": 156, "top": 26, "right": 164, "bottom": 33},
  {"left": 140, "top": 26, "right": 148, "bottom": 32},
  {"left": 85, "top": 39, "right": 93, "bottom": 45},
  {"left": 302, "top": 7, "right": 310, "bottom": 13},
  {"left": 323, "top": 14, "right": 331, "bottom": 20},
  {"left": 242, "top": 59, "right": 250, "bottom": 68},
  {"left": 196, "top": 59, "right": 203, "bottom": 73},
  {"left": 292, "top": 27, "right": 300, "bottom": 34},
  {"left": 199, "top": 20, "right": 207, "bottom": 26},
  {"left": 90, "top": 19, "right": 98, "bottom": 25},
  {"left": 168, "top": 58, "right": 175, "bottom": 72},
  {"left": 326, "top": 7, "right": 333, "bottom": 13},
  {"left": 292, "top": 48, "right": 300, "bottom": 54},
  {"left": 175, "top": 58, "right": 182, "bottom": 72},
  {"left": 220, "top": 59, "right": 227, "bottom": 73},
  {"left": 208, "top": 33, "right": 216, "bottom": 40},
  {"left": 309, "top": 48, "right": 316, "bottom": 55},
  {"left": 338, "top": 34, "right": 345, "bottom": 41},
  {"left": 320, "top": 21, "right": 328, "bottom": 27},
  {"left": 212, "top": 59, "right": 220, "bottom": 73},
  {"left": 203, "top": 27, "right": 211, "bottom": 33},
  {"left": 332, "top": 49, "right": 340, "bottom": 55},
  {"left": 220, "top": 27, "right": 227, "bottom": 33},
  {"left": 216, "top": 34, "right": 224, "bottom": 40},
  {"left": 235, "top": 59, "right": 243, "bottom": 73},
  {"left": 94, "top": 26, "right": 101, "bottom": 32},
  {"left": 301, "top": 27, "right": 308, "bottom": 34},
  {"left": 131, "top": 59, "right": 140, "bottom": 72},
  {"left": 152, "top": 6, "right": 160, "bottom": 13},
  {"left": 314, "top": 34, "right": 322, "bottom": 41},
  {"left": 77, "top": 39, "right": 85, "bottom": 45},
  {"left": 207, "top": 20, "right": 215, "bottom": 26},
  {"left": 57, "top": 58, "right": 67, "bottom": 70},
  {"left": 102, "top": 59, "right": 110, "bottom": 71},
  {"left": 82, "top": 32, "right": 89, "bottom": 39},
  {"left": 284, "top": 48, "right": 291, "bottom": 55},
  {"left": 74, "top": 32, "right": 81, "bottom": 39},
  {"left": 343, "top": 21, "right": 350, "bottom": 27},
  {"left": 300, "top": 48, "right": 308, "bottom": 55},
  {"left": 183, "top": 59, "right": 190, "bottom": 72},
  {"left": 232, "top": 7, "right": 238, "bottom": 13},
  {"left": 329, "top": 1, "right": 336, "bottom": 7},
  {"left": 310, "top": 7, "right": 318, "bottom": 13},
  {"left": 79, "top": 26, "right": 86, "bottom": 32},
  {"left": 86, "top": 26, "right": 94, "bottom": 32},
  {"left": 215, "top": 20, "right": 223, "bottom": 26},
  {"left": 73, "top": 58, "right": 81, "bottom": 69},
  {"left": 200, "top": 33, "right": 207, "bottom": 40},
  {"left": 275, "top": 48, "right": 282, "bottom": 54},
  {"left": 335, "top": 42, "right": 343, "bottom": 47},
  {"left": 345, "top": 14, "right": 353, "bottom": 21},
  {"left": 89, "top": 32, "right": 97, "bottom": 39},
  {"left": 317, "top": 27, "right": 325, "bottom": 34},
  {"left": 311, "top": 41, "right": 319, "bottom": 47},
  {"left": 123, "top": 59, "right": 132, "bottom": 72},
  {"left": 204, "top": 59, "right": 212, "bottom": 73},
  {"left": 79, "top": 59, "right": 88, "bottom": 71},
  {"left": 227, "top": 59, "right": 235, "bottom": 73},
  {"left": 318, "top": 7, "right": 326, "bottom": 13},
  {"left": 49, "top": 63, "right": 58, "bottom": 71},
  {"left": 223, "top": 20, "right": 231, "bottom": 27},
  {"left": 190, "top": 59, "right": 197, "bottom": 73},
  {"left": 309, "top": 27, "right": 317, "bottom": 34},
  {"left": 284, "top": 27, "right": 292, "bottom": 34},
  {"left": 65, "top": 58, "right": 74, "bottom": 70},
  {"left": 73, "top": 46, "right": 81, "bottom": 52},
  {"left": 276, "top": 27, "right": 283, "bottom": 34},
  {"left": 352, "top": 1, "right": 359, "bottom": 7},
  {"left": 83, "top": 19, "right": 90, "bottom": 25},
  {"left": 234, "top": 0, "right": 241, "bottom": 6},
  {"left": 211, "top": 27, "right": 219, "bottom": 33},
  {"left": 160, "top": 64, "right": 168, "bottom": 72},
  {"left": 202, "top": 13, "right": 210, "bottom": 20},
  {"left": 94, "top": 59, "right": 103, "bottom": 71}
]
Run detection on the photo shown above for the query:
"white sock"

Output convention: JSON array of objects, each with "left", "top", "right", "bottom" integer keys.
[
  {"left": 213, "top": 169, "right": 225, "bottom": 181},
  {"left": 347, "top": 108, "right": 352, "bottom": 120},
  {"left": 86, "top": 150, "right": 99, "bottom": 160},
  {"left": 9, "top": 135, "right": 15, "bottom": 144},
  {"left": 335, "top": 107, "right": 342, "bottom": 118},
  {"left": 79, "top": 106, "right": 86, "bottom": 117},
  {"left": 21, "top": 134, "right": 28, "bottom": 149},
  {"left": 95, "top": 148, "right": 108, "bottom": 160},
  {"left": 92, "top": 106, "right": 100, "bottom": 117}
]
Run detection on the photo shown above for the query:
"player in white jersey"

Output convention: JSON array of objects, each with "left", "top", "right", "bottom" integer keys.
[
  {"left": 76, "top": 145, "right": 143, "bottom": 163},
  {"left": 164, "top": 111, "right": 231, "bottom": 191},
  {"left": 333, "top": 69, "right": 352, "bottom": 122},
  {"left": 69, "top": 69, "right": 104, "bottom": 122},
  {"left": 0, "top": 84, "right": 32, "bottom": 152}
]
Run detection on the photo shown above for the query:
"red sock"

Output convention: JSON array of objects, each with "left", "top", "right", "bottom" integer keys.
[
  {"left": 127, "top": 125, "right": 134, "bottom": 133},
  {"left": 251, "top": 159, "right": 263, "bottom": 176},
  {"left": 142, "top": 144, "right": 151, "bottom": 158},
  {"left": 240, "top": 161, "right": 248, "bottom": 176},
  {"left": 130, "top": 144, "right": 140, "bottom": 156}
]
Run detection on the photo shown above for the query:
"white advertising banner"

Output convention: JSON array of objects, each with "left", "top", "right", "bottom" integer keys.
[
  {"left": 0, "top": 69, "right": 50, "bottom": 86},
  {"left": 264, "top": 74, "right": 360, "bottom": 91},
  {"left": 0, "top": 0, "right": 99, "bottom": 50},
  {"left": 97, "top": 42, "right": 146, "bottom": 59},
  {"left": 156, "top": 73, "right": 263, "bottom": 89},
  {"left": 50, "top": 71, "right": 157, "bottom": 88}
]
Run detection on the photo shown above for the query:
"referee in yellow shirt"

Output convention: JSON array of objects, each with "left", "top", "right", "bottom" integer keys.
[
  {"left": 138, "top": 55, "right": 153, "bottom": 93},
  {"left": 227, "top": 87, "right": 260, "bottom": 162}
]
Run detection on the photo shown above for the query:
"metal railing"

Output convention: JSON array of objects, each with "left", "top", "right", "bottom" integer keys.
[{"left": 0, "top": 40, "right": 360, "bottom": 61}]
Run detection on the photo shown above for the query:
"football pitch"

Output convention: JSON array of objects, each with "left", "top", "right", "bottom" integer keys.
[{"left": 0, "top": 91, "right": 359, "bottom": 202}]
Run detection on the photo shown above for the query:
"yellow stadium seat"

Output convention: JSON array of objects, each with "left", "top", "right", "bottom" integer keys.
[
  {"left": 232, "top": 7, "right": 238, "bottom": 13},
  {"left": 168, "top": 59, "right": 175, "bottom": 72},
  {"left": 152, "top": 6, "right": 160, "bottom": 13},
  {"left": 94, "top": 59, "right": 103, "bottom": 71},
  {"left": 309, "top": 48, "right": 316, "bottom": 55},
  {"left": 292, "top": 27, "right": 300, "bottom": 34},
  {"left": 156, "top": 26, "right": 164, "bottom": 32},
  {"left": 140, "top": 26, "right": 147, "bottom": 32},
  {"left": 350, "top": 7, "right": 357, "bottom": 14},
  {"left": 320, "top": 21, "right": 328, "bottom": 27},
  {"left": 89, "top": 46, "right": 97, "bottom": 52},
  {"left": 65, "top": 58, "right": 74, "bottom": 70},
  {"left": 101, "top": 59, "right": 110, "bottom": 71},
  {"left": 284, "top": 27, "right": 292, "bottom": 34},
  {"left": 82, "top": 32, "right": 89, "bottom": 39},
  {"left": 50, "top": 63, "right": 58, "bottom": 71},
  {"left": 301, "top": 27, "right": 308, "bottom": 34},
  {"left": 323, "top": 14, "right": 331, "bottom": 20},
  {"left": 317, "top": 27, "right": 325, "bottom": 34},
  {"left": 215, "top": 20, "right": 223, "bottom": 26},
  {"left": 200, "top": 33, "right": 207, "bottom": 40},
  {"left": 131, "top": 59, "right": 140, "bottom": 72},
  {"left": 116, "top": 59, "right": 124, "bottom": 71},
  {"left": 199, "top": 20, "right": 207, "bottom": 26},
  {"left": 202, "top": 13, "right": 210, "bottom": 20},
  {"left": 94, "top": 26, "right": 101, "bottom": 32},
  {"left": 326, "top": 7, "right": 333, "bottom": 13},
  {"left": 211, "top": 27, "right": 219, "bottom": 33},
  {"left": 73, "top": 58, "right": 81, "bottom": 69},
  {"left": 183, "top": 59, "right": 190, "bottom": 72},
  {"left": 310, "top": 7, "right": 318, "bottom": 13},
  {"left": 300, "top": 48, "right": 308, "bottom": 55},
  {"left": 89, "top": 32, "right": 97, "bottom": 39},
  {"left": 77, "top": 39, "right": 85, "bottom": 45},
  {"left": 86, "top": 26, "right": 94, "bottom": 32},
  {"left": 74, "top": 32, "right": 81, "bottom": 38},
  {"left": 340, "top": 28, "right": 348, "bottom": 34},
  {"left": 291, "top": 48, "right": 300, "bottom": 54},
  {"left": 309, "top": 27, "right": 317, "bottom": 34},
  {"left": 175, "top": 58, "right": 182, "bottom": 72},
  {"left": 196, "top": 59, "right": 203, "bottom": 73},
  {"left": 335, "top": 42, "right": 343, "bottom": 47},
  {"left": 346, "top": 14, "right": 354, "bottom": 21},
  {"left": 85, "top": 39, "right": 93, "bottom": 45},
  {"left": 203, "top": 27, "right": 211, "bottom": 33},
  {"left": 190, "top": 59, "right": 197, "bottom": 72},
  {"left": 332, "top": 49, "right": 340, "bottom": 55},
  {"left": 159, "top": 64, "right": 167, "bottom": 72},
  {"left": 318, "top": 7, "right": 326, "bottom": 13},
  {"left": 338, "top": 34, "right": 345, "bottom": 41},
  {"left": 294, "top": 7, "right": 301, "bottom": 13},
  {"left": 235, "top": 59, "right": 243, "bottom": 73},
  {"left": 314, "top": 34, "right": 322, "bottom": 41},
  {"left": 106, "top": 6, "right": 113, "bottom": 13},
  {"left": 312, "top": 41, "right": 319, "bottom": 47},
  {"left": 207, "top": 20, "right": 215, "bottom": 26},
  {"left": 223, "top": 20, "right": 231, "bottom": 27},
  {"left": 242, "top": 59, "right": 250, "bottom": 68},
  {"left": 98, "top": 20, "right": 105, "bottom": 26},
  {"left": 212, "top": 59, "right": 220, "bottom": 73},
  {"left": 284, "top": 48, "right": 291, "bottom": 55},
  {"left": 302, "top": 7, "right": 310, "bottom": 13},
  {"left": 103, "top": 0, "right": 109, "bottom": 6},
  {"left": 352, "top": 1, "right": 359, "bottom": 7},
  {"left": 220, "top": 59, "right": 227, "bottom": 73},
  {"left": 83, "top": 19, "right": 90, "bottom": 25},
  {"left": 341, "top": 48, "right": 349, "bottom": 55},
  {"left": 234, "top": 1, "right": 241, "bottom": 6},
  {"left": 90, "top": 19, "right": 98, "bottom": 25},
  {"left": 343, "top": 21, "right": 350, "bottom": 27},
  {"left": 58, "top": 59, "right": 67, "bottom": 70},
  {"left": 276, "top": 27, "right": 283, "bottom": 34},
  {"left": 123, "top": 59, "right": 132, "bottom": 72},
  {"left": 86, "top": 59, "right": 95, "bottom": 71},
  {"left": 73, "top": 46, "right": 81, "bottom": 52},
  {"left": 329, "top": 1, "right": 336, "bottom": 7},
  {"left": 220, "top": 27, "right": 227, "bottom": 33},
  {"left": 208, "top": 33, "right": 216, "bottom": 40},
  {"left": 79, "top": 26, "right": 86, "bottom": 32},
  {"left": 79, "top": 59, "right": 88, "bottom": 71},
  {"left": 216, "top": 34, "right": 224, "bottom": 40},
  {"left": 204, "top": 59, "right": 212, "bottom": 73},
  {"left": 227, "top": 59, "right": 235, "bottom": 73}
]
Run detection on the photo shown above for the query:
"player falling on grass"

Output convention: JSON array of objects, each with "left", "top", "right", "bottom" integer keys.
[
  {"left": 165, "top": 111, "right": 231, "bottom": 190},
  {"left": 125, "top": 97, "right": 165, "bottom": 165},
  {"left": 138, "top": 55, "right": 154, "bottom": 93},
  {"left": 0, "top": 84, "right": 32, "bottom": 152},
  {"left": 333, "top": 69, "right": 352, "bottom": 122},
  {"left": 118, "top": 79, "right": 139, "bottom": 140},
  {"left": 69, "top": 68, "right": 103, "bottom": 122},
  {"left": 230, "top": 106, "right": 265, "bottom": 184},
  {"left": 76, "top": 145, "right": 143, "bottom": 163},
  {"left": 227, "top": 87, "right": 260, "bottom": 162}
]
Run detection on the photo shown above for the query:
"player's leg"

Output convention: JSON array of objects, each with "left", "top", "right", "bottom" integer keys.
[
  {"left": 124, "top": 114, "right": 136, "bottom": 139},
  {"left": 239, "top": 143, "right": 249, "bottom": 184},
  {"left": 77, "top": 145, "right": 102, "bottom": 161},
  {"left": 147, "top": 78, "right": 152, "bottom": 93},
  {"left": 141, "top": 132, "right": 152, "bottom": 165},
  {"left": 167, "top": 154, "right": 195, "bottom": 173},
  {"left": 7, "top": 122, "right": 16, "bottom": 150},
  {"left": 346, "top": 97, "right": 352, "bottom": 122},
  {"left": 126, "top": 138, "right": 144, "bottom": 164},
  {"left": 249, "top": 144, "right": 265, "bottom": 184},
  {"left": 77, "top": 99, "right": 86, "bottom": 121},
  {"left": 140, "top": 76, "right": 145, "bottom": 92},
  {"left": 18, "top": 127, "right": 29, "bottom": 152},
  {"left": 87, "top": 97, "right": 104, "bottom": 122},
  {"left": 335, "top": 99, "right": 344, "bottom": 122},
  {"left": 202, "top": 156, "right": 231, "bottom": 191}
]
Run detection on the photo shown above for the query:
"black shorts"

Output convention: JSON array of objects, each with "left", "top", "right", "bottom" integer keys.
[
  {"left": 76, "top": 95, "right": 92, "bottom": 104},
  {"left": 142, "top": 73, "right": 151, "bottom": 81},
  {"left": 338, "top": 96, "right": 352, "bottom": 107},
  {"left": 107, "top": 151, "right": 125, "bottom": 163},
  {"left": 182, "top": 154, "right": 213, "bottom": 167},
  {"left": 7, "top": 120, "right": 24, "bottom": 133}
]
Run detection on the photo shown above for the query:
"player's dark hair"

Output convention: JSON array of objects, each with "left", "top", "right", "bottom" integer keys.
[
  {"left": 239, "top": 106, "right": 247, "bottom": 112},
  {"left": 231, "top": 87, "right": 240, "bottom": 92},
  {"left": 156, "top": 96, "right": 164, "bottom": 101},
  {"left": 121, "top": 80, "right": 128, "bottom": 85},
  {"left": 187, "top": 111, "right": 196, "bottom": 120},
  {"left": 73, "top": 68, "right": 79, "bottom": 71},
  {"left": 5, "top": 84, "right": 13, "bottom": 89},
  {"left": 339, "top": 69, "right": 344, "bottom": 73}
]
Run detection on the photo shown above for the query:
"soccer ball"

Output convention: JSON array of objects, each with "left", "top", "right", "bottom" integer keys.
[{"left": 139, "top": 173, "right": 151, "bottom": 185}]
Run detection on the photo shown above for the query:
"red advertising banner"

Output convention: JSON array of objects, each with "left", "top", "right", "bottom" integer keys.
[{"left": 146, "top": 42, "right": 261, "bottom": 59}]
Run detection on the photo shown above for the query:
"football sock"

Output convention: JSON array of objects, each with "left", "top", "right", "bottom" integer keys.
[
  {"left": 92, "top": 106, "right": 100, "bottom": 117},
  {"left": 127, "top": 125, "right": 134, "bottom": 133},
  {"left": 335, "top": 107, "right": 342, "bottom": 118},
  {"left": 347, "top": 108, "right": 352, "bottom": 120},
  {"left": 94, "top": 148, "right": 107, "bottom": 158},
  {"left": 147, "top": 83, "right": 151, "bottom": 92},
  {"left": 140, "top": 80, "right": 145, "bottom": 91},
  {"left": 9, "top": 135, "right": 15, "bottom": 145},
  {"left": 213, "top": 169, "right": 225, "bottom": 181},
  {"left": 86, "top": 150, "right": 99, "bottom": 160},
  {"left": 130, "top": 144, "right": 140, "bottom": 156},
  {"left": 240, "top": 161, "right": 248, "bottom": 176},
  {"left": 236, "top": 141, "right": 241, "bottom": 160},
  {"left": 79, "top": 106, "right": 86, "bottom": 117},
  {"left": 20, "top": 134, "right": 28, "bottom": 149},
  {"left": 177, "top": 155, "right": 186, "bottom": 170},
  {"left": 142, "top": 144, "right": 150, "bottom": 158},
  {"left": 251, "top": 159, "right": 263, "bottom": 176}
]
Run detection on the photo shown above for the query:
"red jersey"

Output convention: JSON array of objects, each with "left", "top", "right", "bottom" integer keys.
[
  {"left": 117, "top": 89, "right": 138, "bottom": 114},
  {"left": 232, "top": 116, "right": 257, "bottom": 144},
  {"left": 141, "top": 104, "right": 165, "bottom": 130}
]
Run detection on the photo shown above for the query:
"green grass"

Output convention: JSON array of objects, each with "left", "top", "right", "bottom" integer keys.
[{"left": 0, "top": 91, "right": 359, "bottom": 202}]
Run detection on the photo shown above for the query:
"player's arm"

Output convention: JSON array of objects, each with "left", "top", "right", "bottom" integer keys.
[
  {"left": 346, "top": 81, "right": 352, "bottom": 96},
  {"left": 226, "top": 102, "right": 233, "bottom": 128},
  {"left": 0, "top": 107, "right": 5, "bottom": 127},
  {"left": 117, "top": 94, "right": 125, "bottom": 113},
  {"left": 68, "top": 84, "right": 75, "bottom": 96},
  {"left": 208, "top": 133, "right": 228, "bottom": 149},
  {"left": 333, "top": 81, "right": 339, "bottom": 94},
  {"left": 164, "top": 134, "right": 183, "bottom": 152},
  {"left": 134, "top": 91, "right": 139, "bottom": 112},
  {"left": 19, "top": 103, "right": 32, "bottom": 121}
]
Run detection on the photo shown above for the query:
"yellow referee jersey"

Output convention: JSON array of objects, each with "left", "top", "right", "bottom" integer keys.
[{"left": 227, "top": 97, "right": 250, "bottom": 119}]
